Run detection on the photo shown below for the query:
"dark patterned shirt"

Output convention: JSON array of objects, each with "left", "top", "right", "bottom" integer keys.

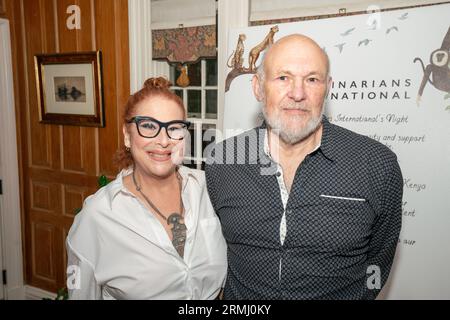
[{"left": 205, "top": 116, "right": 402, "bottom": 299}]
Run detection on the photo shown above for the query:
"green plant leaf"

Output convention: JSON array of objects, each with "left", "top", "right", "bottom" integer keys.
[
  {"left": 42, "top": 287, "right": 68, "bottom": 300},
  {"left": 98, "top": 175, "right": 110, "bottom": 188},
  {"left": 56, "top": 287, "right": 68, "bottom": 300}
]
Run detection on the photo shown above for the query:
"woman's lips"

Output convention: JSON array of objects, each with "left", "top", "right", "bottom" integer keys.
[{"left": 147, "top": 151, "right": 172, "bottom": 162}]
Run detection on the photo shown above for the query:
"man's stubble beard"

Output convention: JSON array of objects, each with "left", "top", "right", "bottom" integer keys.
[{"left": 262, "top": 101, "right": 324, "bottom": 145}]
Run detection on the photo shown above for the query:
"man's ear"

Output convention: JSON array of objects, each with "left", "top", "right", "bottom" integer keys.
[
  {"left": 252, "top": 75, "right": 264, "bottom": 102},
  {"left": 123, "top": 124, "right": 131, "bottom": 148}
]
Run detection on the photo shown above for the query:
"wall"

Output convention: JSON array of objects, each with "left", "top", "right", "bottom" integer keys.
[
  {"left": 249, "top": 0, "right": 449, "bottom": 22},
  {"left": 148, "top": 0, "right": 449, "bottom": 29},
  {"left": 0, "top": 1, "right": 6, "bottom": 18},
  {"left": 151, "top": 0, "right": 215, "bottom": 29},
  {"left": 3, "top": 0, "right": 129, "bottom": 293}
]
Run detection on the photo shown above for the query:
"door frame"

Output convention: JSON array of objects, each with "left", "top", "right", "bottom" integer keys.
[{"left": 0, "top": 18, "right": 25, "bottom": 300}]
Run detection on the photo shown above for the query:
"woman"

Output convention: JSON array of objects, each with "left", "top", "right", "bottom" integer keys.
[{"left": 66, "top": 77, "right": 227, "bottom": 299}]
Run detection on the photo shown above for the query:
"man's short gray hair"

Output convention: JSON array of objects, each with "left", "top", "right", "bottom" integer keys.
[
  {"left": 255, "top": 45, "right": 331, "bottom": 83},
  {"left": 255, "top": 46, "right": 271, "bottom": 83}
]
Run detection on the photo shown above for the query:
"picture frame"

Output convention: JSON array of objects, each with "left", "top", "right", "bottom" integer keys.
[{"left": 34, "top": 51, "right": 104, "bottom": 127}]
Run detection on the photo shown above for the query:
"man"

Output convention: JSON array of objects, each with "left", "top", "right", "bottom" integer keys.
[{"left": 205, "top": 34, "right": 403, "bottom": 299}]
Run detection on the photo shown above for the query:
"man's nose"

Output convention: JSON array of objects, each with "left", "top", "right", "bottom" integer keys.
[{"left": 287, "top": 79, "right": 306, "bottom": 101}]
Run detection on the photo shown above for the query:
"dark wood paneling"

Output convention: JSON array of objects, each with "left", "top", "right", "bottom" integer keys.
[
  {"left": 57, "top": 0, "right": 84, "bottom": 174},
  {"left": 114, "top": 0, "right": 130, "bottom": 151},
  {"left": 63, "top": 185, "right": 92, "bottom": 217},
  {"left": 30, "top": 180, "right": 58, "bottom": 213},
  {"left": 0, "top": 0, "right": 6, "bottom": 17},
  {"left": 24, "top": 0, "right": 52, "bottom": 168},
  {"left": 62, "top": 127, "right": 84, "bottom": 172},
  {"left": 32, "top": 222, "right": 56, "bottom": 284},
  {"left": 5, "top": 0, "right": 130, "bottom": 292},
  {"left": 78, "top": 0, "right": 97, "bottom": 177},
  {"left": 96, "top": 0, "right": 119, "bottom": 176}
]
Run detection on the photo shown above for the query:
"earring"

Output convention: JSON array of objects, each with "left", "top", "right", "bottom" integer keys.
[{"left": 125, "top": 146, "right": 130, "bottom": 152}]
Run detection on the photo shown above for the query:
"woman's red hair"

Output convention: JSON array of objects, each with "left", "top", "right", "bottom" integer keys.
[{"left": 113, "top": 77, "right": 185, "bottom": 170}]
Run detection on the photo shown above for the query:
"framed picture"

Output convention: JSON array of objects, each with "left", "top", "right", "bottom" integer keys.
[{"left": 34, "top": 51, "right": 104, "bottom": 127}]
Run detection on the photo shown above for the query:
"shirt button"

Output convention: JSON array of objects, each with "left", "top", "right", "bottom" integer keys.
[{"left": 276, "top": 171, "right": 281, "bottom": 177}]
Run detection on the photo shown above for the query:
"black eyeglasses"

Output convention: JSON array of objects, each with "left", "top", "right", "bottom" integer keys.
[{"left": 127, "top": 116, "right": 191, "bottom": 140}]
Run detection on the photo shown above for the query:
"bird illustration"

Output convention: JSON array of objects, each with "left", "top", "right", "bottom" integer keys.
[
  {"left": 367, "top": 19, "right": 379, "bottom": 30},
  {"left": 358, "top": 39, "right": 372, "bottom": 46},
  {"left": 398, "top": 13, "right": 409, "bottom": 20},
  {"left": 386, "top": 26, "right": 399, "bottom": 34},
  {"left": 334, "top": 43, "right": 346, "bottom": 53},
  {"left": 340, "top": 27, "right": 355, "bottom": 36}
]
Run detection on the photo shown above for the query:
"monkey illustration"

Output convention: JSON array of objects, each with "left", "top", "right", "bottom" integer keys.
[
  {"left": 414, "top": 26, "right": 450, "bottom": 103},
  {"left": 247, "top": 25, "right": 279, "bottom": 71},
  {"left": 227, "top": 34, "right": 246, "bottom": 70}
]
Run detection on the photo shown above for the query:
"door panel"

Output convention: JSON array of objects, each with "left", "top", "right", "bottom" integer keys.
[{"left": 4, "top": 0, "right": 130, "bottom": 293}]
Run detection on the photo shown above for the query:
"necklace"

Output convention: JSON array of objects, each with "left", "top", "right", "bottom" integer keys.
[{"left": 132, "top": 167, "right": 187, "bottom": 258}]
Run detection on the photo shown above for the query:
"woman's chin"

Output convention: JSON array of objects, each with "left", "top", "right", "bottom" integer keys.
[{"left": 150, "top": 162, "right": 177, "bottom": 178}]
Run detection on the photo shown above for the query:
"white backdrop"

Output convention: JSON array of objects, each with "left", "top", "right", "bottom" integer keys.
[{"left": 223, "top": 3, "right": 450, "bottom": 299}]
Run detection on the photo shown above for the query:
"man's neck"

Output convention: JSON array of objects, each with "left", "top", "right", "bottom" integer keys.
[
  {"left": 268, "top": 124, "right": 323, "bottom": 164},
  {"left": 267, "top": 125, "right": 323, "bottom": 192}
]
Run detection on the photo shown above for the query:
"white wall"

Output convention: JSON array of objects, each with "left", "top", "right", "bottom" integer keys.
[
  {"left": 0, "top": 18, "right": 25, "bottom": 300},
  {"left": 149, "top": 0, "right": 449, "bottom": 28},
  {"left": 151, "top": 0, "right": 216, "bottom": 29},
  {"left": 250, "top": 0, "right": 450, "bottom": 21}
]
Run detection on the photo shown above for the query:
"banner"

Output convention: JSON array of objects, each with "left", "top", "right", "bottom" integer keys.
[{"left": 223, "top": 3, "right": 450, "bottom": 299}]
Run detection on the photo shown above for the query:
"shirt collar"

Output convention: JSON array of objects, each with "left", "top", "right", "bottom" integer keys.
[
  {"left": 105, "top": 165, "right": 199, "bottom": 209},
  {"left": 261, "top": 116, "right": 331, "bottom": 161},
  {"left": 177, "top": 165, "right": 200, "bottom": 191},
  {"left": 317, "top": 116, "right": 337, "bottom": 162}
]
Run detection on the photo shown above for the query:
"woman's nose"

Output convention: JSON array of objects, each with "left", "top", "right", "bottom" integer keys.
[{"left": 156, "top": 127, "right": 170, "bottom": 147}]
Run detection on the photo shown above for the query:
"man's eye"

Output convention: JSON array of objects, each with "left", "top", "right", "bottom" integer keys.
[
  {"left": 278, "top": 76, "right": 288, "bottom": 81},
  {"left": 308, "top": 77, "right": 319, "bottom": 83}
]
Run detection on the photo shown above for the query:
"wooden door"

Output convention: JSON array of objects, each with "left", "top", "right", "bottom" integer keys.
[{"left": 4, "top": 0, "right": 130, "bottom": 293}]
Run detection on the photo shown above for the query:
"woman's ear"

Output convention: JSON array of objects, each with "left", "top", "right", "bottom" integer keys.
[{"left": 123, "top": 125, "right": 131, "bottom": 148}]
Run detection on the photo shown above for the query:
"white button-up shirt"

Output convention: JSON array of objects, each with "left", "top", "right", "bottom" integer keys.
[{"left": 66, "top": 166, "right": 227, "bottom": 300}]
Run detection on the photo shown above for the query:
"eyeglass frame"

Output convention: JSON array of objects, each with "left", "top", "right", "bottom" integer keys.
[{"left": 126, "top": 116, "right": 191, "bottom": 140}]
